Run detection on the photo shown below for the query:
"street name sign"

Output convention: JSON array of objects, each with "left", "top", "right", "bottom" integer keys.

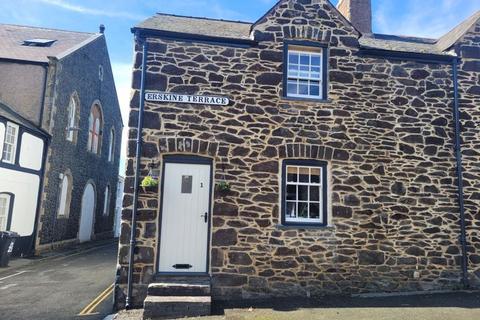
[{"left": 145, "top": 92, "right": 229, "bottom": 106}]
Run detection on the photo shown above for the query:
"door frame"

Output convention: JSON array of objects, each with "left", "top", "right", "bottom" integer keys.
[
  {"left": 79, "top": 181, "right": 96, "bottom": 243},
  {"left": 156, "top": 155, "right": 214, "bottom": 276}
]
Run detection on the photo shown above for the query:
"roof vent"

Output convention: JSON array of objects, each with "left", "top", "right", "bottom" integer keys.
[{"left": 22, "top": 39, "right": 57, "bottom": 47}]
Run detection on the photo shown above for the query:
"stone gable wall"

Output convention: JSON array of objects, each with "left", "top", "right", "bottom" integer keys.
[
  {"left": 456, "top": 22, "right": 480, "bottom": 286},
  {"left": 37, "top": 37, "right": 122, "bottom": 248},
  {"left": 116, "top": 0, "right": 478, "bottom": 308}
]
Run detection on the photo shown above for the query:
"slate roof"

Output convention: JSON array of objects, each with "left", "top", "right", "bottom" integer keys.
[
  {"left": 135, "top": 13, "right": 252, "bottom": 40},
  {"left": 0, "top": 24, "right": 101, "bottom": 63},
  {"left": 0, "top": 100, "right": 49, "bottom": 137},
  {"left": 135, "top": 8, "right": 480, "bottom": 57},
  {"left": 437, "top": 11, "right": 480, "bottom": 51},
  {"left": 358, "top": 34, "right": 452, "bottom": 56}
]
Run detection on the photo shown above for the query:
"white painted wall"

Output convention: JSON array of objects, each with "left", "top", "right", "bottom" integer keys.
[
  {"left": 0, "top": 168, "right": 40, "bottom": 236},
  {"left": 114, "top": 176, "right": 124, "bottom": 238},
  {"left": 19, "top": 132, "right": 44, "bottom": 171},
  {"left": 0, "top": 122, "right": 5, "bottom": 154}
]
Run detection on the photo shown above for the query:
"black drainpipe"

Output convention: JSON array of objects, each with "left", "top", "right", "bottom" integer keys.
[
  {"left": 126, "top": 35, "right": 148, "bottom": 309},
  {"left": 452, "top": 57, "right": 469, "bottom": 288}
]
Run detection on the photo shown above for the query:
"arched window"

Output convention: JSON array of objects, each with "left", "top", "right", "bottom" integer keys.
[
  {"left": 103, "top": 185, "right": 110, "bottom": 216},
  {"left": 87, "top": 103, "right": 103, "bottom": 154},
  {"left": 58, "top": 172, "right": 72, "bottom": 217},
  {"left": 66, "top": 94, "right": 79, "bottom": 142},
  {"left": 108, "top": 128, "right": 115, "bottom": 162},
  {"left": 0, "top": 193, "right": 12, "bottom": 231}
]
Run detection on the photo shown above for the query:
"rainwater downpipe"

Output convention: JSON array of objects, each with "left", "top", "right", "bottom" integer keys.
[
  {"left": 452, "top": 57, "right": 469, "bottom": 288},
  {"left": 126, "top": 36, "right": 148, "bottom": 309}
]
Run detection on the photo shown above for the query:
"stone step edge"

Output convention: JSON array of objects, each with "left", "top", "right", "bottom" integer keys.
[
  {"left": 147, "top": 283, "right": 211, "bottom": 296},
  {"left": 144, "top": 295, "right": 212, "bottom": 303}
]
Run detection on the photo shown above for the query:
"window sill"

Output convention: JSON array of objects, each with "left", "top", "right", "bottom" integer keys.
[
  {"left": 276, "top": 224, "right": 335, "bottom": 231},
  {"left": 281, "top": 96, "right": 331, "bottom": 103}
]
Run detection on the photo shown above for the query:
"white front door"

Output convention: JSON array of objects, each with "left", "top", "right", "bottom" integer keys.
[
  {"left": 159, "top": 162, "right": 211, "bottom": 273},
  {"left": 79, "top": 183, "right": 95, "bottom": 243}
]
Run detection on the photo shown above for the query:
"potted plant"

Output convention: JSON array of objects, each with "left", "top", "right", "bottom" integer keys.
[
  {"left": 215, "top": 181, "right": 231, "bottom": 194},
  {"left": 141, "top": 176, "right": 159, "bottom": 193}
]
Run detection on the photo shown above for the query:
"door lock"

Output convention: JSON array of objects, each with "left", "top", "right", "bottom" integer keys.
[{"left": 201, "top": 212, "right": 208, "bottom": 223}]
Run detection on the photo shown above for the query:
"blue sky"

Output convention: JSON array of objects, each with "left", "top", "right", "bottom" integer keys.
[{"left": 1, "top": 0, "right": 479, "bottom": 173}]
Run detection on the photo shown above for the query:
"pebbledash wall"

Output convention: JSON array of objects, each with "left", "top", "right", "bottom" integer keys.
[{"left": 117, "top": 1, "right": 480, "bottom": 307}]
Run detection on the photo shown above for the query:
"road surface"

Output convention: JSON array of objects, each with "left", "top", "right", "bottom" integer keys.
[{"left": 0, "top": 241, "right": 118, "bottom": 320}]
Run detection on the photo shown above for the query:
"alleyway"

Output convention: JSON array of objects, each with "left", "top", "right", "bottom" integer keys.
[{"left": 0, "top": 241, "right": 118, "bottom": 320}]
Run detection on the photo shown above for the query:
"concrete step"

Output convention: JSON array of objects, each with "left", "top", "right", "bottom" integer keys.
[
  {"left": 148, "top": 282, "right": 211, "bottom": 297},
  {"left": 143, "top": 296, "right": 211, "bottom": 320}
]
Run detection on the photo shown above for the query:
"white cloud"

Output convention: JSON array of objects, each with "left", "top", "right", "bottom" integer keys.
[{"left": 36, "top": 0, "right": 144, "bottom": 20}]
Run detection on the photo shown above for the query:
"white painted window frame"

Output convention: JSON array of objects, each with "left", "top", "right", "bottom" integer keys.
[
  {"left": 284, "top": 165, "right": 324, "bottom": 224},
  {"left": 103, "top": 185, "right": 110, "bottom": 216},
  {"left": 0, "top": 194, "right": 11, "bottom": 231},
  {"left": 66, "top": 97, "right": 76, "bottom": 142},
  {"left": 57, "top": 173, "right": 71, "bottom": 217},
  {"left": 2, "top": 122, "right": 19, "bottom": 164},
  {"left": 286, "top": 48, "right": 324, "bottom": 99},
  {"left": 108, "top": 128, "right": 115, "bottom": 162}
]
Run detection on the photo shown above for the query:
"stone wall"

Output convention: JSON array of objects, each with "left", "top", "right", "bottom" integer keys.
[
  {"left": 37, "top": 36, "right": 122, "bottom": 248},
  {"left": 456, "top": 23, "right": 480, "bottom": 286},
  {"left": 117, "top": 0, "right": 478, "bottom": 307}
]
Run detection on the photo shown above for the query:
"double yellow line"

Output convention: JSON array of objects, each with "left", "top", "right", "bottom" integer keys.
[{"left": 78, "top": 283, "right": 114, "bottom": 316}]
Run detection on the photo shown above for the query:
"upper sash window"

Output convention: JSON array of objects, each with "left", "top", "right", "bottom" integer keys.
[
  {"left": 284, "top": 42, "right": 328, "bottom": 100},
  {"left": 2, "top": 122, "right": 19, "bottom": 164}
]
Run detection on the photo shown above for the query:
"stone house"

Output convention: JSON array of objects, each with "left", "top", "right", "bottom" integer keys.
[
  {"left": 117, "top": 0, "right": 480, "bottom": 316},
  {"left": 0, "top": 24, "right": 123, "bottom": 255}
]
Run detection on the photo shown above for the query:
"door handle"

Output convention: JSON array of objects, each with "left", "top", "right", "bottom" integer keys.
[{"left": 201, "top": 212, "right": 208, "bottom": 223}]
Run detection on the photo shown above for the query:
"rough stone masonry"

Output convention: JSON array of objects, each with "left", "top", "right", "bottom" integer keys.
[{"left": 116, "top": 0, "right": 480, "bottom": 308}]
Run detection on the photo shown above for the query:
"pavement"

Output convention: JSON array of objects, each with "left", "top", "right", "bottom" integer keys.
[
  {"left": 111, "top": 291, "right": 480, "bottom": 320},
  {"left": 0, "top": 239, "right": 118, "bottom": 320}
]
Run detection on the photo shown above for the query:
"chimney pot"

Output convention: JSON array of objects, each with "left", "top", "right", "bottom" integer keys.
[
  {"left": 337, "top": 0, "right": 372, "bottom": 34},
  {"left": 99, "top": 24, "right": 105, "bottom": 34}
]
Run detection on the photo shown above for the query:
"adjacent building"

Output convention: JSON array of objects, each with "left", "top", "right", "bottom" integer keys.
[
  {"left": 117, "top": 0, "right": 480, "bottom": 314},
  {"left": 0, "top": 101, "right": 48, "bottom": 256},
  {"left": 0, "top": 23, "right": 123, "bottom": 255}
]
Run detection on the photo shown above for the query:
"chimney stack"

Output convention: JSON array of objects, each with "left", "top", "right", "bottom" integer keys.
[{"left": 337, "top": 0, "right": 372, "bottom": 34}]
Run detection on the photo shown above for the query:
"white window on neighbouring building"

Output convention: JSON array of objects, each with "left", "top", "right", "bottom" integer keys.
[
  {"left": 103, "top": 185, "right": 110, "bottom": 216},
  {"left": 0, "top": 194, "right": 11, "bottom": 231},
  {"left": 2, "top": 122, "right": 19, "bottom": 164},
  {"left": 66, "top": 96, "right": 77, "bottom": 142},
  {"left": 286, "top": 44, "right": 326, "bottom": 100},
  {"left": 282, "top": 160, "right": 328, "bottom": 226},
  {"left": 108, "top": 128, "right": 115, "bottom": 162},
  {"left": 87, "top": 103, "right": 103, "bottom": 154},
  {"left": 58, "top": 173, "right": 72, "bottom": 217}
]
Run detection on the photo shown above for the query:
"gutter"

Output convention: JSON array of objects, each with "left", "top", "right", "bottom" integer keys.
[
  {"left": 357, "top": 48, "right": 455, "bottom": 64},
  {"left": 131, "top": 27, "right": 257, "bottom": 48},
  {"left": 126, "top": 35, "right": 148, "bottom": 310},
  {"left": 452, "top": 57, "right": 469, "bottom": 288}
]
